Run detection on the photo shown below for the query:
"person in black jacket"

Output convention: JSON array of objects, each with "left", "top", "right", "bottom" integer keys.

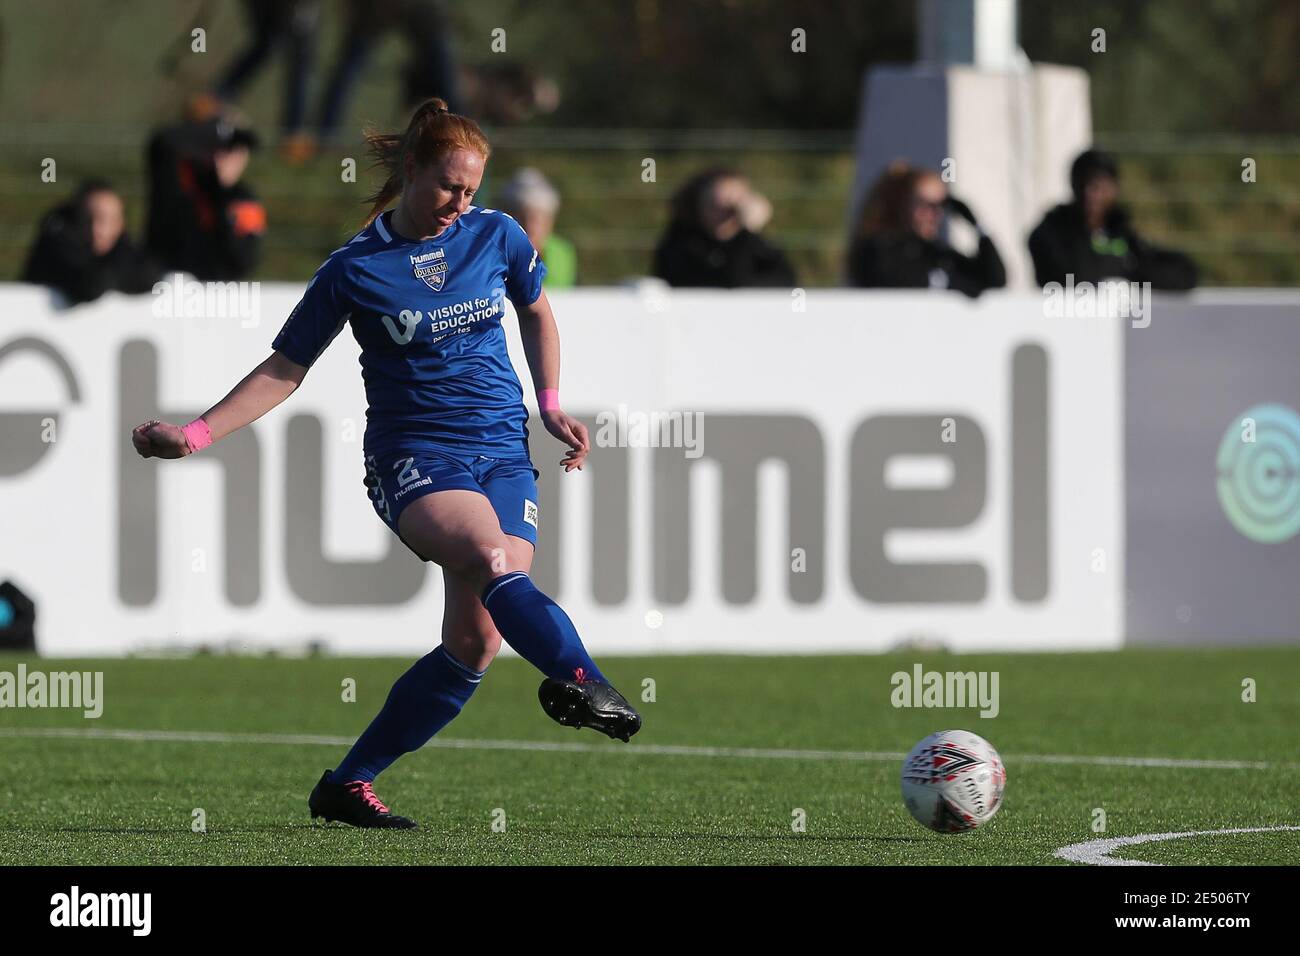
[
  {"left": 847, "top": 161, "right": 1005, "bottom": 298},
  {"left": 145, "top": 110, "right": 266, "bottom": 281},
  {"left": 1028, "top": 149, "right": 1197, "bottom": 290},
  {"left": 22, "top": 179, "right": 160, "bottom": 305},
  {"left": 652, "top": 167, "right": 797, "bottom": 289}
]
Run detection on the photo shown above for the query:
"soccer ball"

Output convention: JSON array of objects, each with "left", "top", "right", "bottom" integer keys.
[{"left": 900, "top": 729, "right": 1006, "bottom": 833}]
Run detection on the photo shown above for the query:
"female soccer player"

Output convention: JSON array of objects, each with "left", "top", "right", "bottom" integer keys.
[{"left": 131, "top": 98, "right": 641, "bottom": 829}]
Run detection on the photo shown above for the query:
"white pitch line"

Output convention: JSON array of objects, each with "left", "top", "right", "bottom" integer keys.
[
  {"left": 1011, "top": 753, "right": 1275, "bottom": 771},
  {"left": 1054, "top": 826, "right": 1300, "bottom": 866},
  {"left": 0, "top": 727, "right": 1294, "bottom": 770}
]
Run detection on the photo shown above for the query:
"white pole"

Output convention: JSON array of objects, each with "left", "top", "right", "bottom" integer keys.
[
  {"left": 919, "top": 0, "right": 1018, "bottom": 69},
  {"left": 974, "top": 0, "right": 1019, "bottom": 71}
]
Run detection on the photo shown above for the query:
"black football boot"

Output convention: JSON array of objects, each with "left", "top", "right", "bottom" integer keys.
[
  {"left": 538, "top": 674, "right": 642, "bottom": 742},
  {"left": 308, "top": 770, "right": 418, "bottom": 829}
]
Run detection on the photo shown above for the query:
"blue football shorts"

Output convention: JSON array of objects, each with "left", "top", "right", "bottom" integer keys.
[{"left": 363, "top": 446, "right": 541, "bottom": 547}]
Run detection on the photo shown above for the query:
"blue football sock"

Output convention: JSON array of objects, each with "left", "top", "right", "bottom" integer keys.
[
  {"left": 330, "top": 644, "right": 484, "bottom": 784},
  {"left": 480, "top": 571, "right": 607, "bottom": 684}
]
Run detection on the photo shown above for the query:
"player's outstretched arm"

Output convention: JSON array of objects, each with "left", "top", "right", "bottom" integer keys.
[
  {"left": 130, "top": 350, "right": 309, "bottom": 459},
  {"left": 516, "top": 289, "right": 589, "bottom": 472}
]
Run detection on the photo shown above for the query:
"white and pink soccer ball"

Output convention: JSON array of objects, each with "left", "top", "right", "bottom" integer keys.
[{"left": 901, "top": 730, "right": 1006, "bottom": 833}]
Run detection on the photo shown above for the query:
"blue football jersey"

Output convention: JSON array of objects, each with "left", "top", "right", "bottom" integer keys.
[{"left": 272, "top": 207, "right": 547, "bottom": 458}]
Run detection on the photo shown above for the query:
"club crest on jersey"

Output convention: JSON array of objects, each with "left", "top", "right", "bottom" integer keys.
[{"left": 410, "top": 249, "right": 448, "bottom": 292}]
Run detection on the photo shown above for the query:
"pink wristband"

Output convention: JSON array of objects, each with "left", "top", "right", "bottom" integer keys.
[
  {"left": 537, "top": 388, "right": 560, "bottom": 412},
  {"left": 181, "top": 418, "right": 213, "bottom": 454}
]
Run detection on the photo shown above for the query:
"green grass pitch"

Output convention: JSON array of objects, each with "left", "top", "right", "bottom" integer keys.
[{"left": 1, "top": 648, "right": 1297, "bottom": 865}]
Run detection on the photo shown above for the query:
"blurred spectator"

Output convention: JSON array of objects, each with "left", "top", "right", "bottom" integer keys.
[
  {"left": 206, "top": 0, "right": 321, "bottom": 161},
  {"left": 847, "top": 162, "right": 1005, "bottom": 298},
  {"left": 317, "top": 0, "right": 459, "bottom": 146},
  {"left": 457, "top": 62, "right": 560, "bottom": 126},
  {"left": 145, "top": 110, "right": 266, "bottom": 281},
  {"left": 22, "top": 179, "right": 160, "bottom": 305},
  {"left": 653, "top": 168, "right": 797, "bottom": 288},
  {"left": 498, "top": 168, "right": 575, "bottom": 288},
  {"left": 208, "top": 0, "right": 552, "bottom": 162},
  {"left": 1028, "top": 149, "right": 1198, "bottom": 290}
]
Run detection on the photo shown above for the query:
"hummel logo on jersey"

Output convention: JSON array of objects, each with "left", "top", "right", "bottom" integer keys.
[
  {"left": 410, "top": 249, "right": 449, "bottom": 291},
  {"left": 528, "top": 248, "right": 538, "bottom": 273}
]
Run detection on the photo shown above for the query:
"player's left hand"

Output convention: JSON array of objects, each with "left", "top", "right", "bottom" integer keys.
[{"left": 541, "top": 409, "right": 589, "bottom": 472}]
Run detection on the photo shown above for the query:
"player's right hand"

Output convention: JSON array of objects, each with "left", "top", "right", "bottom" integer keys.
[{"left": 131, "top": 420, "right": 190, "bottom": 459}]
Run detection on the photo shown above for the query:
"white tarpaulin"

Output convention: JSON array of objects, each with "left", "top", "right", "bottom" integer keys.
[{"left": 0, "top": 283, "right": 1122, "bottom": 655}]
